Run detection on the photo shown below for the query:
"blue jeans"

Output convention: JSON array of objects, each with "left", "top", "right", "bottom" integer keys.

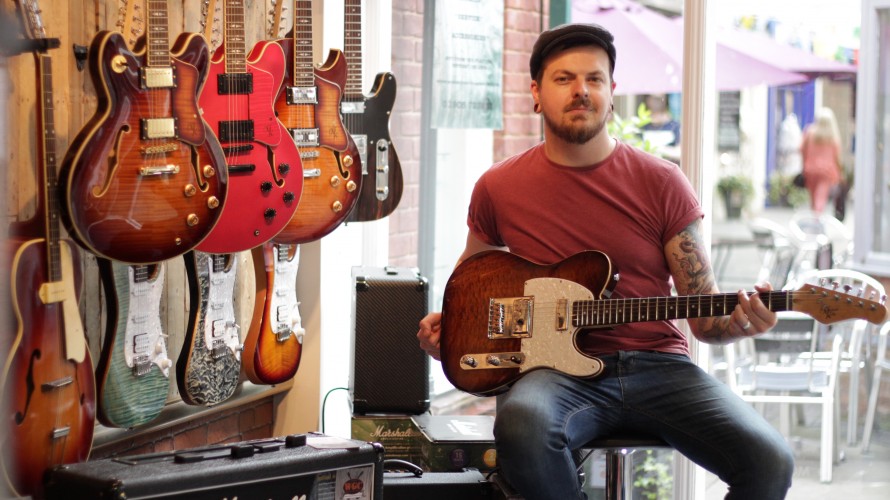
[{"left": 494, "top": 351, "right": 794, "bottom": 500}]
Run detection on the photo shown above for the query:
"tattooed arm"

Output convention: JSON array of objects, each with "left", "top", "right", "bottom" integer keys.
[{"left": 664, "top": 219, "right": 778, "bottom": 344}]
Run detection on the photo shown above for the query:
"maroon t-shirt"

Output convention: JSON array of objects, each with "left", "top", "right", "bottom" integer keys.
[{"left": 468, "top": 141, "right": 704, "bottom": 355}]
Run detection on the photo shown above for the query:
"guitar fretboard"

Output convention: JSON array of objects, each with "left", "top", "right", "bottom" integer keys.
[
  {"left": 146, "top": 0, "right": 171, "bottom": 68},
  {"left": 292, "top": 0, "right": 314, "bottom": 87},
  {"left": 343, "top": 0, "right": 363, "bottom": 99},
  {"left": 224, "top": 0, "right": 247, "bottom": 73},
  {"left": 39, "top": 52, "right": 62, "bottom": 283},
  {"left": 572, "top": 291, "right": 793, "bottom": 327}
]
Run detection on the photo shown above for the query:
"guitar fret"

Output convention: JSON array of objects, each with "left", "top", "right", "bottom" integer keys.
[
  {"left": 292, "top": 0, "right": 314, "bottom": 88},
  {"left": 225, "top": 0, "right": 247, "bottom": 74},
  {"left": 146, "top": 1, "right": 171, "bottom": 68},
  {"left": 343, "top": 0, "right": 364, "bottom": 97}
]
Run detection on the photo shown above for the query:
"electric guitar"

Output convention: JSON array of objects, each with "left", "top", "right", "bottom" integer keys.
[
  {"left": 272, "top": 0, "right": 363, "bottom": 244},
  {"left": 342, "top": 0, "right": 403, "bottom": 222},
  {"left": 178, "top": 251, "right": 242, "bottom": 405},
  {"left": 195, "top": 0, "right": 303, "bottom": 253},
  {"left": 440, "top": 250, "right": 890, "bottom": 396},
  {"left": 242, "top": 243, "right": 305, "bottom": 385},
  {"left": 60, "top": 0, "right": 227, "bottom": 264},
  {"left": 2, "top": 2, "right": 95, "bottom": 496},
  {"left": 95, "top": 260, "right": 172, "bottom": 428}
]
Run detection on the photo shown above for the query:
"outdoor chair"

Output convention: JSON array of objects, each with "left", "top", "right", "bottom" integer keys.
[
  {"left": 748, "top": 218, "right": 799, "bottom": 290},
  {"left": 789, "top": 210, "right": 853, "bottom": 270},
  {"left": 862, "top": 321, "right": 890, "bottom": 453}
]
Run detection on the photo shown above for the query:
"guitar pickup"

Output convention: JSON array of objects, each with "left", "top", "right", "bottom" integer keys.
[
  {"left": 218, "top": 120, "right": 254, "bottom": 143},
  {"left": 217, "top": 73, "right": 253, "bottom": 95},
  {"left": 141, "top": 67, "right": 174, "bottom": 89},
  {"left": 459, "top": 352, "right": 525, "bottom": 370},
  {"left": 488, "top": 297, "right": 533, "bottom": 339},
  {"left": 300, "top": 150, "right": 320, "bottom": 160},
  {"left": 141, "top": 117, "right": 177, "bottom": 140},
  {"left": 290, "top": 128, "right": 319, "bottom": 147},
  {"left": 286, "top": 86, "right": 317, "bottom": 104},
  {"left": 341, "top": 100, "right": 365, "bottom": 114}
]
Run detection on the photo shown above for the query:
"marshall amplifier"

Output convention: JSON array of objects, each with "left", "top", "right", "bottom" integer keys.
[
  {"left": 383, "top": 468, "right": 493, "bottom": 500},
  {"left": 43, "top": 434, "right": 383, "bottom": 499},
  {"left": 351, "top": 266, "right": 430, "bottom": 415}
]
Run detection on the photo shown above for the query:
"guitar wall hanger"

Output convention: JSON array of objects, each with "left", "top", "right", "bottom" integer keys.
[{"left": 72, "top": 43, "right": 87, "bottom": 70}]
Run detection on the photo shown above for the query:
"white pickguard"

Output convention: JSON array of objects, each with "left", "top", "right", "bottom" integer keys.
[
  {"left": 203, "top": 255, "right": 241, "bottom": 360},
  {"left": 270, "top": 245, "right": 305, "bottom": 344},
  {"left": 124, "top": 263, "right": 171, "bottom": 377},
  {"left": 518, "top": 278, "right": 602, "bottom": 377}
]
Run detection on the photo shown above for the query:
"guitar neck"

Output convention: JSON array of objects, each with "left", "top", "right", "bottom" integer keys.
[
  {"left": 343, "top": 0, "right": 363, "bottom": 99},
  {"left": 223, "top": 0, "right": 247, "bottom": 73},
  {"left": 292, "top": 0, "right": 315, "bottom": 87},
  {"left": 146, "top": 0, "right": 171, "bottom": 67},
  {"left": 37, "top": 51, "right": 62, "bottom": 283},
  {"left": 572, "top": 291, "right": 793, "bottom": 328}
]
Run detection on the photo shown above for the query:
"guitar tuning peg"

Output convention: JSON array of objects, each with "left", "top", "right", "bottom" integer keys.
[
  {"left": 831, "top": 281, "right": 840, "bottom": 290},
  {"left": 843, "top": 284, "right": 853, "bottom": 293}
]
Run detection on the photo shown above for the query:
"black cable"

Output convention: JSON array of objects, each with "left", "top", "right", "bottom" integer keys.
[{"left": 320, "top": 386, "right": 349, "bottom": 434}]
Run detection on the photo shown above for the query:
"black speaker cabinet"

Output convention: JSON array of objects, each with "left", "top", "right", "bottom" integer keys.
[
  {"left": 351, "top": 266, "right": 430, "bottom": 415},
  {"left": 43, "top": 434, "right": 384, "bottom": 500}
]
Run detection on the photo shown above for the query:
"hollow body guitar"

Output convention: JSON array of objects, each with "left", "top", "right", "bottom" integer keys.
[
  {"left": 243, "top": 243, "right": 305, "bottom": 385},
  {"left": 95, "top": 260, "right": 171, "bottom": 428},
  {"left": 441, "top": 250, "right": 890, "bottom": 396},
  {"left": 272, "top": 0, "right": 362, "bottom": 244},
  {"left": 60, "top": 1, "right": 227, "bottom": 264},
  {"left": 195, "top": 0, "right": 302, "bottom": 253},
  {"left": 3, "top": 3, "right": 94, "bottom": 495},
  {"left": 178, "top": 251, "right": 242, "bottom": 405},
  {"left": 342, "top": 0, "right": 403, "bottom": 222}
]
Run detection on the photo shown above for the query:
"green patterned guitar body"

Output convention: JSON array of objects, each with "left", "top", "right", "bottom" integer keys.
[{"left": 95, "top": 260, "right": 171, "bottom": 428}]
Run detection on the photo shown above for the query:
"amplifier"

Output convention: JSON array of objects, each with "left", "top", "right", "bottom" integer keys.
[
  {"left": 351, "top": 266, "right": 430, "bottom": 415},
  {"left": 43, "top": 434, "right": 383, "bottom": 500}
]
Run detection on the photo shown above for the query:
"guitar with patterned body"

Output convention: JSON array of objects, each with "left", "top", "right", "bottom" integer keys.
[
  {"left": 60, "top": 0, "right": 227, "bottom": 264},
  {"left": 195, "top": 0, "right": 303, "bottom": 253},
  {"left": 272, "top": 0, "right": 362, "bottom": 243},
  {"left": 342, "top": 0, "right": 403, "bottom": 222},
  {"left": 441, "top": 250, "right": 890, "bottom": 397},
  {"left": 2, "top": 2, "right": 95, "bottom": 496},
  {"left": 178, "top": 251, "right": 242, "bottom": 405},
  {"left": 95, "top": 261, "right": 171, "bottom": 428},
  {"left": 242, "top": 243, "right": 305, "bottom": 384}
]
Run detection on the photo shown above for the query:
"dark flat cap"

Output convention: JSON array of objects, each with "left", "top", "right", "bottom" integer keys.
[{"left": 529, "top": 23, "right": 617, "bottom": 80}]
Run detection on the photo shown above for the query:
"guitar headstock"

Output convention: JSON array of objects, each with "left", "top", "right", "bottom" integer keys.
[
  {"left": 201, "top": 0, "right": 223, "bottom": 51},
  {"left": 268, "top": 0, "right": 291, "bottom": 39},
  {"left": 116, "top": 0, "right": 145, "bottom": 49},
  {"left": 15, "top": 0, "right": 46, "bottom": 41},
  {"left": 792, "top": 282, "right": 888, "bottom": 325}
]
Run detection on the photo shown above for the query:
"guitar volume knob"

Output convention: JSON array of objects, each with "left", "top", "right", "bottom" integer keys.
[
  {"left": 342, "top": 155, "right": 354, "bottom": 168},
  {"left": 331, "top": 201, "right": 343, "bottom": 213},
  {"left": 283, "top": 191, "right": 295, "bottom": 203},
  {"left": 183, "top": 184, "right": 197, "bottom": 197},
  {"left": 461, "top": 356, "right": 478, "bottom": 368},
  {"left": 207, "top": 196, "right": 220, "bottom": 209},
  {"left": 186, "top": 214, "right": 199, "bottom": 226},
  {"left": 346, "top": 180, "right": 357, "bottom": 193},
  {"left": 264, "top": 208, "right": 277, "bottom": 219},
  {"left": 260, "top": 181, "right": 273, "bottom": 193},
  {"left": 486, "top": 355, "right": 501, "bottom": 366},
  {"left": 203, "top": 165, "right": 216, "bottom": 178},
  {"left": 330, "top": 176, "right": 341, "bottom": 188}
]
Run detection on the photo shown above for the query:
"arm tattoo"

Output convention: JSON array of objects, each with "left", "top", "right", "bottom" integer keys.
[
  {"left": 671, "top": 221, "right": 716, "bottom": 295},
  {"left": 671, "top": 221, "right": 735, "bottom": 343}
]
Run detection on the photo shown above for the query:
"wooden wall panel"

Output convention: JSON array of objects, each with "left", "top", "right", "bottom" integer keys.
[{"left": 4, "top": 0, "right": 296, "bottom": 436}]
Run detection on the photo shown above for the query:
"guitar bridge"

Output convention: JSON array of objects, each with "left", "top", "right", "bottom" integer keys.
[
  {"left": 132, "top": 355, "right": 152, "bottom": 377},
  {"left": 488, "top": 297, "right": 533, "bottom": 339},
  {"left": 275, "top": 325, "right": 293, "bottom": 342},
  {"left": 211, "top": 338, "right": 227, "bottom": 360}
]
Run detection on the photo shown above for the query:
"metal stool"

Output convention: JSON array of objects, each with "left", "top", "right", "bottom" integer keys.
[
  {"left": 491, "top": 435, "right": 672, "bottom": 499},
  {"left": 579, "top": 435, "right": 672, "bottom": 500}
]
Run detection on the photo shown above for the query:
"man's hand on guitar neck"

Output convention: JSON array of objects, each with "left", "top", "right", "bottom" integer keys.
[{"left": 417, "top": 312, "right": 442, "bottom": 360}]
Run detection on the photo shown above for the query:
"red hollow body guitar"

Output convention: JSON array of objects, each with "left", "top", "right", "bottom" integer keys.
[
  {"left": 195, "top": 0, "right": 303, "bottom": 253},
  {"left": 2, "top": 2, "right": 95, "bottom": 496},
  {"left": 60, "top": 0, "right": 227, "bottom": 264}
]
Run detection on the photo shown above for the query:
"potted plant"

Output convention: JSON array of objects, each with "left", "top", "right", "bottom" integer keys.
[{"left": 717, "top": 174, "right": 754, "bottom": 219}]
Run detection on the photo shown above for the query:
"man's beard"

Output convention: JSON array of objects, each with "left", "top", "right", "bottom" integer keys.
[{"left": 543, "top": 97, "right": 609, "bottom": 144}]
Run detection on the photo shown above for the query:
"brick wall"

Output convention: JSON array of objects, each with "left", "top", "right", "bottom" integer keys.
[{"left": 91, "top": 399, "right": 274, "bottom": 460}]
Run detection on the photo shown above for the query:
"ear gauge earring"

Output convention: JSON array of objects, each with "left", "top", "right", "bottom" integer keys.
[{"left": 533, "top": 103, "right": 541, "bottom": 113}]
